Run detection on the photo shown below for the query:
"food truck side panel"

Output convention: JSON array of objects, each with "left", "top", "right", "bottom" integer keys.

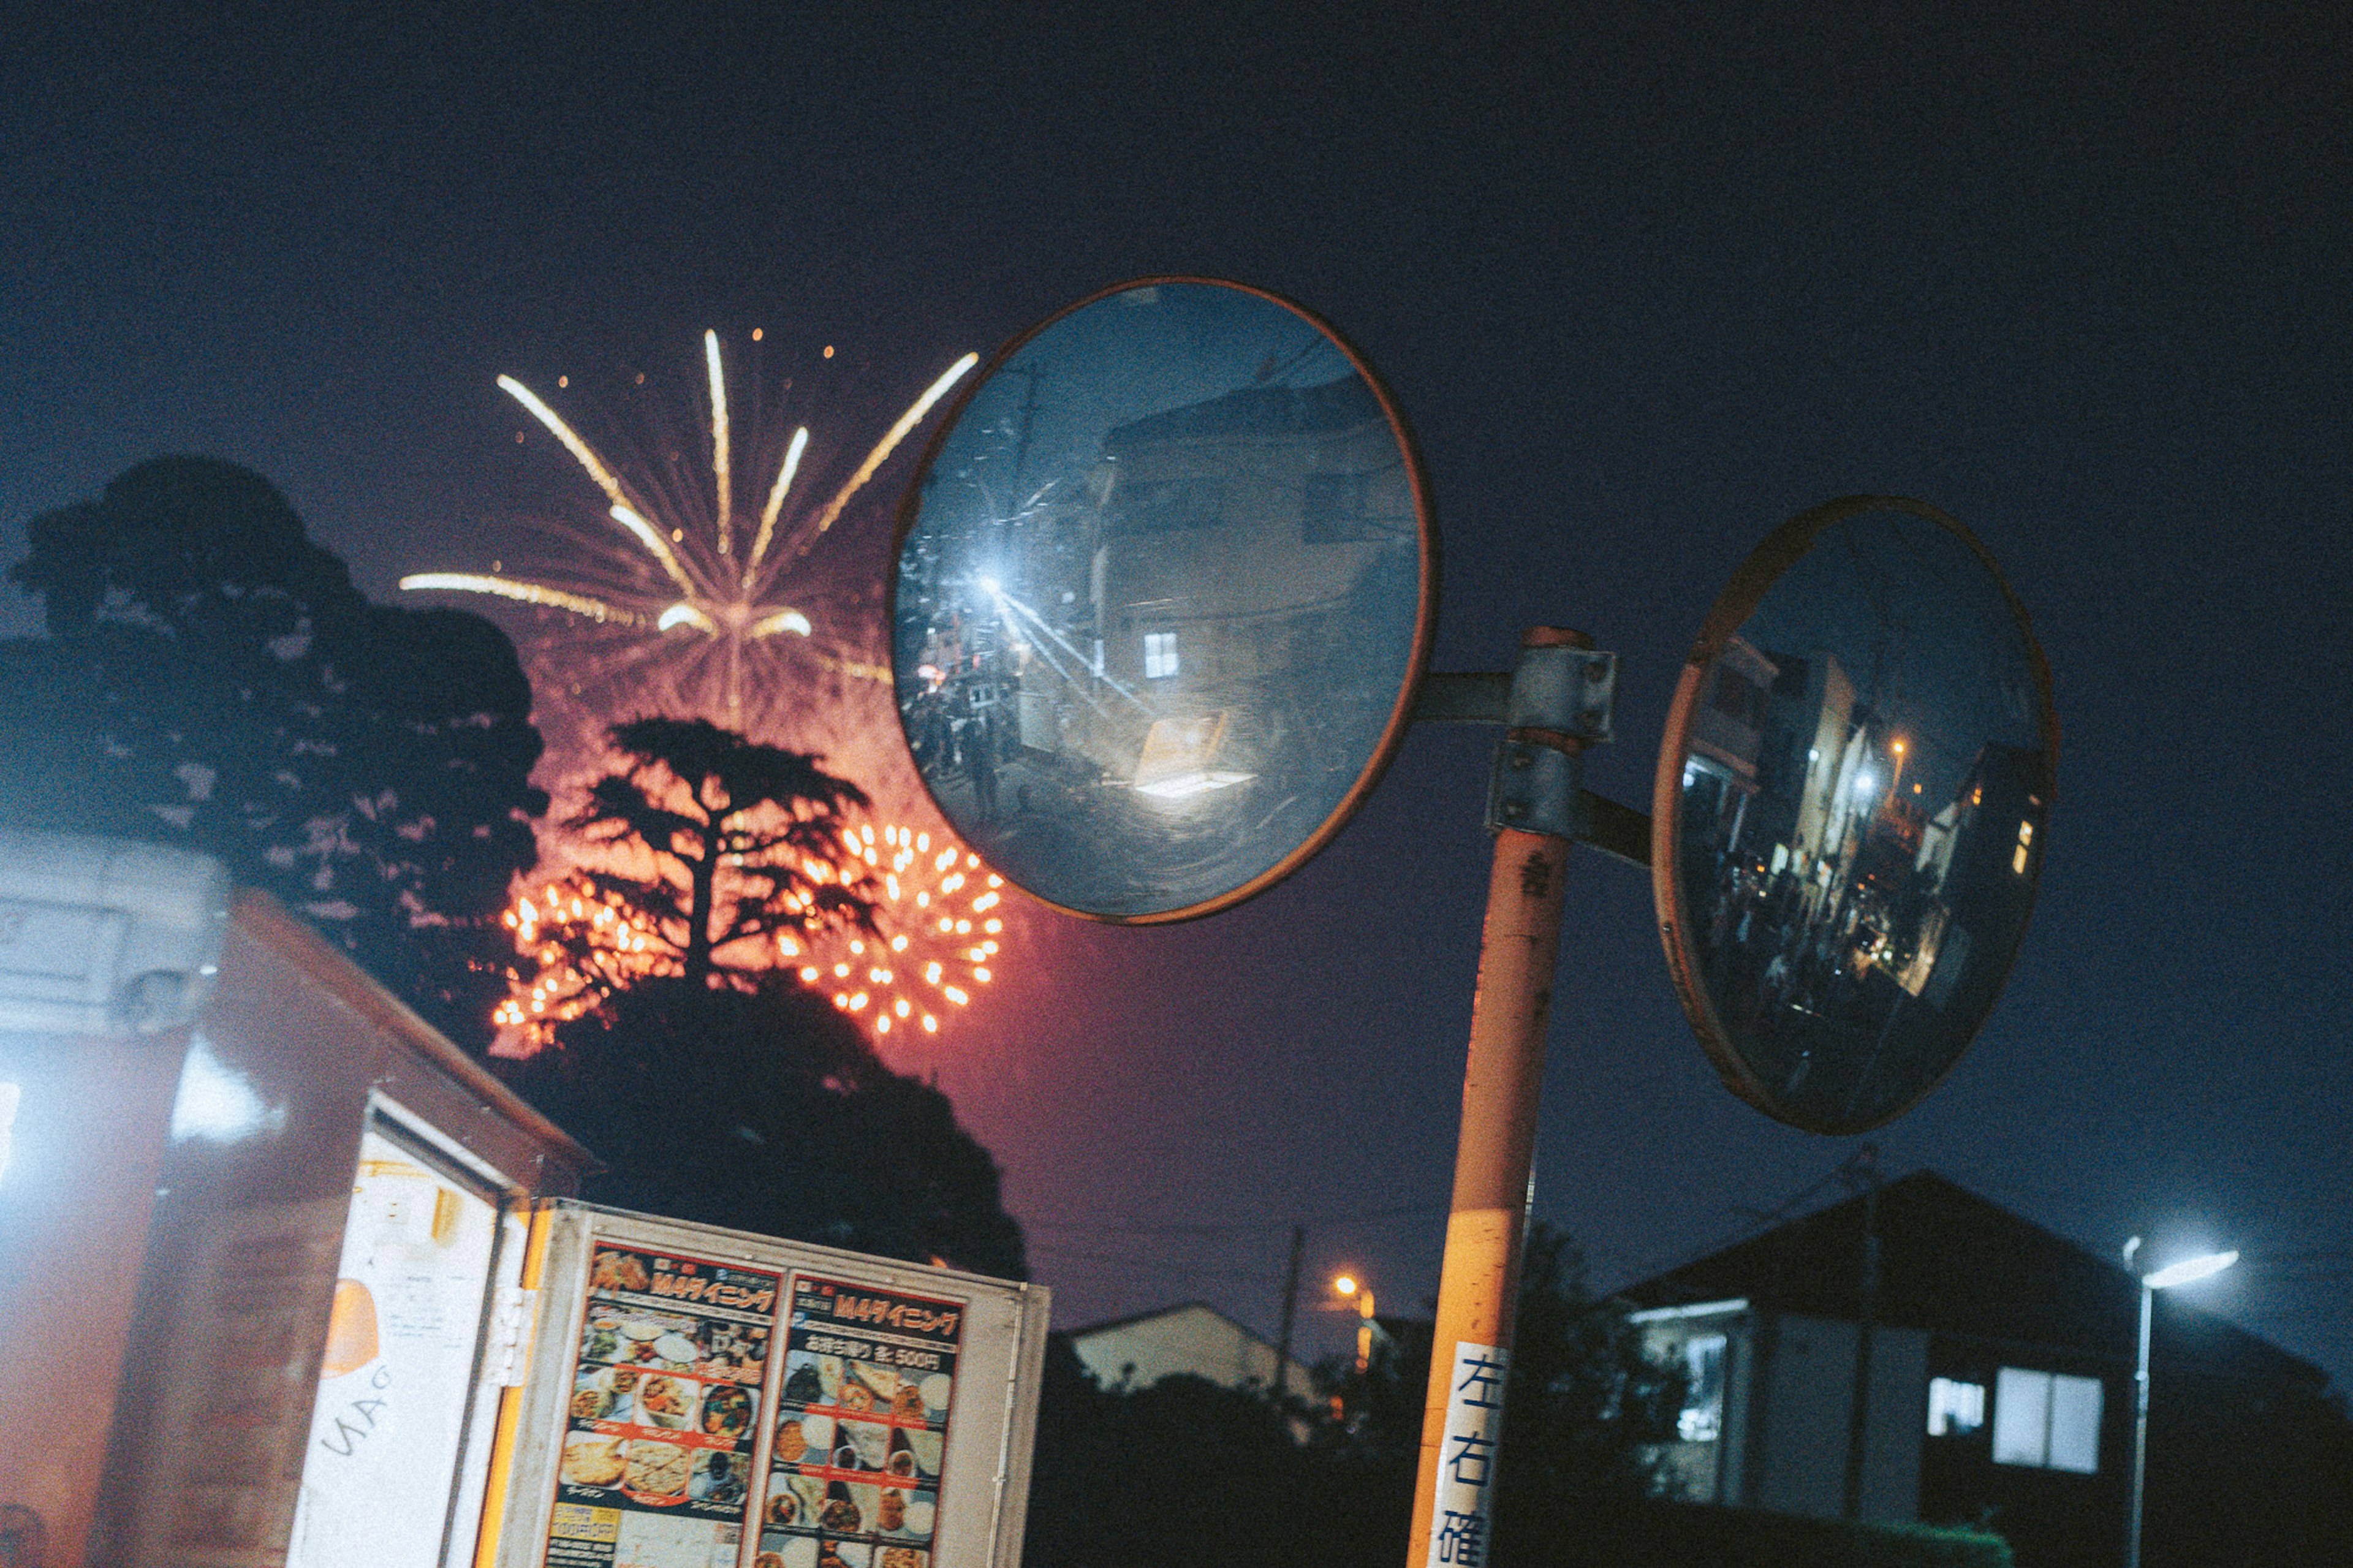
[
  {"left": 0, "top": 831, "right": 229, "bottom": 1568},
  {"left": 86, "top": 893, "right": 591, "bottom": 1568},
  {"left": 0, "top": 1018, "right": 193, "bottom": 1568}
]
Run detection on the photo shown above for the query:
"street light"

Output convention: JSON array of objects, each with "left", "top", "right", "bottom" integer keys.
[
  {"left": 1333, "top": 1273, "right": 1378, "bottom": 1374},
  {"left": 2123, "top": 1237, "right": 2238, "bottom": 1568}
]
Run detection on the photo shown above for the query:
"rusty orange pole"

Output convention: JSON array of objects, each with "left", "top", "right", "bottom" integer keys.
[{"left": 1407, "top": 627, "right": 1591, "bottom": 1568}]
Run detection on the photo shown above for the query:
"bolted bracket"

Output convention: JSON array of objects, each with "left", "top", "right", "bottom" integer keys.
[
  {"left": 1506, "top": 645, "right": 1617, "bottom": 742},
  {"left": 1484, "top": 642, "right": 1620, "bottom": 838},
  {"left": 1487, "top": 738, "right": 1588, "bottom": 838}
]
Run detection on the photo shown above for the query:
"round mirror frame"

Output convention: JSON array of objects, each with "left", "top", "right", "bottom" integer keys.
[
  {"left": 1648, "top": 494, "right": 2061, "bottom": 1134},
  {"left": 885, "top": 276, "right": 1442, "bottom": 925}
]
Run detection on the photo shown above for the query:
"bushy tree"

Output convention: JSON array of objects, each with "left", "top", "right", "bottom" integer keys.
[
  {"left": 497, "top": 717, "right": 1023, "bottom": 1277},
  {"left": 1021, "top": 1224, "right": 1683, "bottom": 1567},
  {"left": 0, "top": 456, "right": 545, "bottom": 1045},
  {"left": 1316, "top": 1222, "right": 1683, "bottom": 1509},
  {"left": 502, "top": 971, "right": 1026, "bottom": 1278}
]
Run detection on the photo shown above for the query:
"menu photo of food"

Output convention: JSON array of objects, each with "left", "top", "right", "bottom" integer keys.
[
  {"left": 762, "top": 1274, "right": 965, "bottom": 1562},
  {"left": 545, "top": 1243, "right": 782, "bottom": 1568}
]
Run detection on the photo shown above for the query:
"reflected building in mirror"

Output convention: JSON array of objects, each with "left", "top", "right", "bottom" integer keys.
[
  {"left": 1678, "top": 635, "right": 2048, "bottom": 1127},
  {"left": 895, "top": 370, "right": 1419, "bottom": 917}
]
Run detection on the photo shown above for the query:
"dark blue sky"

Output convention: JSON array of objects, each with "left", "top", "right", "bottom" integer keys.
[{"left": 4, "top": 4, "right": 2346, "bottom": 1382}]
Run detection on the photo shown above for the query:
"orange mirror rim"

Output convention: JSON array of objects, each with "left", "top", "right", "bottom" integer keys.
[
  {"left": 1648, "top": 494, "right": 2061, "bottom": 1134},
  {"left": 886, "top": 275, "right": 1441, "bottom": 925}
]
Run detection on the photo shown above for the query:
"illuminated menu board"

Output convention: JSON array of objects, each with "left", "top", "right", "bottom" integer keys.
[
  {"left": 496, "top": 1210, "right": 1046, "bottom": 1568},
  {"left": 753, "top": 1275, "right": 966, "bottom": 1568},
  {"left": 544, "top": 1244, "right": 779, "bottom": 1568}
]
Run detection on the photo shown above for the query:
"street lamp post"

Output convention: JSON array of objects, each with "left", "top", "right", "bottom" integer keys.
[
  {"left": 1335, "top": 1273, "right": 1379, "bottom": 1374},
  {"left": 2123, "top": 1239, "right": 2238, "bottom": 1568}
]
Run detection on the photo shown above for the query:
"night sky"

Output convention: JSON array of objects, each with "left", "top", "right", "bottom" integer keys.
[{"left": 6, "top": 6, "right": 2347, "bottom": 1385}]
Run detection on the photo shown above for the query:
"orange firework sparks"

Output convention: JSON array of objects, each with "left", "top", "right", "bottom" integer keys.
[
  {"left": 492, "top": 872, "right": 680, "bottom": 1048},
  {"left": 797, "top": 822, "right": 1002, "bottom": 1039},
  {"left": 494, "top": 821, "right": 1004, "bottom": 1051}
]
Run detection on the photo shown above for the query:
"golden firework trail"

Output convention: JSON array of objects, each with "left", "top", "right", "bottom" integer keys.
[{"left": 404, "top": 333, "right": 978, "bottom": 725}]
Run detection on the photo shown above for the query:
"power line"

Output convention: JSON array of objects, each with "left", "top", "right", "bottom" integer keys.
[
  {"left": 1026, "top": 1201, "right": 1447, "bottom": 1239},
  {"left": 1027, "top": 1243, "right": 1286, "bottom": 1287}
]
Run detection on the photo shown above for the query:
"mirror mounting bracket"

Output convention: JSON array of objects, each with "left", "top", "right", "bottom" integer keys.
[
  {"left": 1509, "top": 645, "right": 1616, "bottom": 742},
  {"left": 1482, "top": 638, "right": 1622, "bottom": 841},
  {"left": 1419, "top": 650, "right": 1647, "bottom": 862},
  {"left": 1488, "top": 737, "right": 1586, "bottom": 838}
]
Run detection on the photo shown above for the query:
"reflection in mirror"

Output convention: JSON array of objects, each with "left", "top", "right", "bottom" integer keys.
[
  {"left": 1669, "top": 504, "right": 2052, "bottom": 1131},
  {"left": 893, "top": 281, "right": 1430, "bottom": 920}
]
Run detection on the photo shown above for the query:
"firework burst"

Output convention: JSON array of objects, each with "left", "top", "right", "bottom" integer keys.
[
  {"left": 403, "top": 331, "right": 975, "bottom": 740},
  {"left": 420, "top": 331, "right": 1016, "bottom": 1052},
  {"left": 794, "top": 822, "right": 1004, "bottom": 1040},
  {"left": 491, "top": 821, "right": 1003, "bottom": 1053}
]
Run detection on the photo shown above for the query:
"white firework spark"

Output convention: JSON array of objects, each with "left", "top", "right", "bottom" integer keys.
[{"left": 403, "top": 331, "right": 976, "bottom": 733}]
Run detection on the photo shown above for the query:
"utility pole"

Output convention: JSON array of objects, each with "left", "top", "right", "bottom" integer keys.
[
  {"left": 1406, "top": 628, "right": 1615, "bottom": 1568},
  {"left": 1274, "top": 1224, "right": 1305, "bottom": 1398},
  {"left": 1842, "top": 1143, "right": 1882, "bottom": 1520}
]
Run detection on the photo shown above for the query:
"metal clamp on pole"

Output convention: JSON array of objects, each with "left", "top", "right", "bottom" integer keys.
[
  {"left": 1504, "top": 643, "right": 1616, "bottom": 744},
  {"left": 1484, "top": 643, "right": 1616, "bottom": 840}
]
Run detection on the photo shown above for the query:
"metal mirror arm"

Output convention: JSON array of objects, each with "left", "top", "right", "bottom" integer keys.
[{"left": 1411, "top": 657, "right": 1651, "bottom": 869}]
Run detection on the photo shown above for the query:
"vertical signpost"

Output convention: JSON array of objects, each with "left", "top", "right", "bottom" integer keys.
[{"left": 1408, "top": 629, "right": 1598, "bottom": 1567}]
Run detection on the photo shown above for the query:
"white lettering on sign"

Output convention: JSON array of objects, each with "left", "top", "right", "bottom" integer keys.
[{"left": 1427, "top": 1341, "right": 1509, "bottom": 1568}]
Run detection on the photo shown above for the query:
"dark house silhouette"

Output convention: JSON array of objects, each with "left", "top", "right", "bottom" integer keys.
[{"left": 1621, "top": 1172, "right": 2351, "bottom": 1567}]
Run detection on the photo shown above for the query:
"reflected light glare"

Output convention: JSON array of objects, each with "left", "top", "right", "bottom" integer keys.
[
  {"left": 169, "top": 1038, "right": 285, "bottom": 1145},
  {"left": 1134, "top": 770, "right": 1256, "bottom": 801},
  {"left": 2143, "top": 1250, "right": 2239, "bottom": 1290}
]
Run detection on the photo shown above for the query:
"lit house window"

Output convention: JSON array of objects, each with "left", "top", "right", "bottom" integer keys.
[
  {"left": 1678, "top": 1335, "right": 1727, "bottom": 1442},
  {"left": 1927, "top": 1376, "right": 1986, "bottom": 1436},
  {"left": 1143, "top": 632, "right": 1179, "bottom": 679},
  {"left": 1992, "top": 1368, "right": 2102, "bottom": 1473}
]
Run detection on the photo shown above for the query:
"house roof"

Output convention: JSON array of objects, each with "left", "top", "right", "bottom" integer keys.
[
  {"left": 1103, "top": 374, "right": 1382, "bottom": 452},
  {"left": 1624, "top": 1170, "right": 2327, "bottom": 1396},
  {"left": 1067, "top": 1300, "right": 1274, "bottom": 1347}
]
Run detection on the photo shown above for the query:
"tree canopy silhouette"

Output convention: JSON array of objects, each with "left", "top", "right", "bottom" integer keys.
[
  {"left": 0, "top": 456, "right": 545, "bottom": 1045},
  {"left": 572, "top": 716, "right": 877, "bottom": 991},
  {"left": 498, "top": 719, "right": 882, "bottom": 1043},
  {"left": 496, "top": 718, "right": 1023, "bottom": 1276}
]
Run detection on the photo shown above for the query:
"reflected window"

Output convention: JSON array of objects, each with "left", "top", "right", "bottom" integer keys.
[
  {"left": 1678, "top": 1335, "right": 1727, "bottom": 1442},
  {"left": 1708, "top": 667, "right": 1770, "bottom": 729},
  {"left": 1120, "top": 477, "right": 1225, "bottom": 533},
  {"left": 1927, "top": 1376, "right": 1986, "bottom": 1436},
  {"left": 1143, "top": 632, "right": 1180, "bottom": 680},
  {"left": 1992, "top": 1367, "right": 2102, "bottom": 1473}
]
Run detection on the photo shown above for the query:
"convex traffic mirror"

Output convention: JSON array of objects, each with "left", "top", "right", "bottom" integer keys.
[
  {"left": 890, "top": 278, "right": 1438, "bottom": 922},
  {"left": 1652, "top": 496, "right": 2059, "bottom": 1133}
]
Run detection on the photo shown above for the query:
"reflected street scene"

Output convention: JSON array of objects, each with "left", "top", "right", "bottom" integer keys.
[
  {"left": 1669, "top": 504, "right": 2054, "bottom": 1130},
  {"left": 893, "top": 282, "right": 1430, "bottom": 919}
]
